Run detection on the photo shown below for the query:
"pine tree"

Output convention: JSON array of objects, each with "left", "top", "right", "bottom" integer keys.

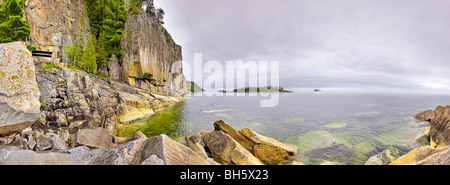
[
  {"left": 86, "top": 0, "right": 126, "bottom": 67},
  {"left": 81, "top": 35, "right": 98, "bottom": 74},
  {"left": 0, "top": 0, "right": 30, "bottom": 43}
]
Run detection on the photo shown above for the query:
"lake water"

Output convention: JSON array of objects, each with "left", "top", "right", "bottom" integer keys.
[{"left": 116, "top": 91, "right": 450, "bottom": 165}]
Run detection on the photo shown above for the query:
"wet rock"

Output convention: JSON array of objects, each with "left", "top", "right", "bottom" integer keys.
[
  {"left": 429, "top": 105, "right": 450, "bottom": 148},
  {"left": 239, "top": 127, "right": 297, "bottom": 165},
  {"left": 75, "top": 128, "right": 115, "bottom": 149},
  {"left": 202, "top": 131, "right": 264, "bottom": 165},
  {"left": 296, "top": 130, "right": 352, "bottom": 164},
  {"left": 365, "top": 147, "right": 401, "bottom": 165},
  {"left": 0, "top": 42, "right": 41, "bottom": 136},
  {"left": 390, "top": 146, "right": 450, "bottom": 165},
  {"left": 414, "top": 110, "right": 433, "bottom": 122}
]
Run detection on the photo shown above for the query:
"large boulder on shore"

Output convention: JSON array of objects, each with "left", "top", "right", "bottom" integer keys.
[
  {"left": 202, "top": 131, "right": 264, "bottom": 165},
  {"left": 75, "top": 128, "right": 115, "bottom": 149},
  {"left": 0, "top": 146, "right": 93, "bottom": 165},
  {"left": 0, "top": 42, "right": 41, "bottom": 136},
  {"left": 142, "top": 134, "right": 210, "bottom": 165},
  {"left": 390, "top": 146, "right": 450, "bottom": 165},
  {"left": 429, "top": 106, "right": 450, "bottom": 148},
  {"left": 213, "top": 120, "right": 297, "bottom": 165}
]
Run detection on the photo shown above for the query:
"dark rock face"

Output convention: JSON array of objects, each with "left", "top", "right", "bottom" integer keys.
[{"left": 429, "top": 106, "right": 450, "bottom": 148}]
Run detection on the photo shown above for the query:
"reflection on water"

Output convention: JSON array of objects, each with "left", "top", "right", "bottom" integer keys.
[{"left": 116, "top": 92, "right": 450, "bottom": 165}]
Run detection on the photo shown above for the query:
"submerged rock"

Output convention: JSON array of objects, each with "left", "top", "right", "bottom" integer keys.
[
  {"left": 0, "top": 42, "right": 41, "bottom": 136},
  {"left": 296, "top": 130, "right": 352, "bottom": 164},
  {"left": 365, "top": 147, "right": 400, "bottom": 165},
  {"left": 202, "top": 131, "right": 264, "bottom": 165}
]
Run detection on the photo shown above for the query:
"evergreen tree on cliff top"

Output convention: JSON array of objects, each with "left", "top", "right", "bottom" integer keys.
[
  {"left": 81, "top": 35, "right": 98, "bottom": 74},
  {"left": 0, "top": 0, "right": 31, "bottom": 43},
  {"left": 85, "top": 0, "right": 127, "bottom": 67}
]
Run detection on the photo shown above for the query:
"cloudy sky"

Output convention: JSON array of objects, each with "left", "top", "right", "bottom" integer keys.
[{"left": 155, "top": 0, "right": 450, "bottom": 93}]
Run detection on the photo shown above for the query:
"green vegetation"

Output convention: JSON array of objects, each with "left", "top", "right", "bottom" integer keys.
[
  {"left": 81, "top": 35, "right": 98, "bottom": 73},
  {"left": 85, "top": 0, "right": 127, "bottom": 67},
  {"left": 0, "top": 0, "right": 31, "bottom": 43},
  {"left": 186, "top": 81, "right": 204, "bottom": 93},
  {"left": 39, "top": 62, "right": 62, "bottom": 71},
  {"left": 26, "top": 45, "right": 36, "bottom": 52}
]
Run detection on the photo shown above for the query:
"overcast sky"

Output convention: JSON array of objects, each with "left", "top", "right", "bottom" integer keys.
[{"left": 155, "top": 0, "right": 450, "bottom": 93}]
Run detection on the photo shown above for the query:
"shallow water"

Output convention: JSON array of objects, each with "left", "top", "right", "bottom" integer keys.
[{"left": 116, "top": 91, "right": 450, "bottom": 165}]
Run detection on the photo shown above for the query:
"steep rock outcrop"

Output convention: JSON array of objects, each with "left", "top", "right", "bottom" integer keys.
[
  {"left": 24, "top": 0, "right": 90, "bottom": 54},
  {"left": 121, "top": 9, "right": 186, "bottom": 97},
  {"left": 429, "top": 105, "right": 450, "bottom": 148},
  {"left": 0, "top": 42, "right": 41, "bottom": 136}
]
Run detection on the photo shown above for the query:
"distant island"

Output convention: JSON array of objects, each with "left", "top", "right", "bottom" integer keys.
[{"left": 219, "top": 86, "right": 293, "bottom": 93}]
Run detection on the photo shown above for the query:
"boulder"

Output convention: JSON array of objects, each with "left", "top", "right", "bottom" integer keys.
[
  {"left": 213, "top": 120, "right": 255, "bottom": 151},
  {"left": 365, "top": 147, "right": 401, "bottom": 165},
  {"left": 75, "top": 128, "right": 115, "bottom": 149},
  {"left": 88, "top": 138, "right": 149, "bottom": 165},
  {"left": 429, "top": 106, "right": 450, "bottom": 148},
  {"left": 239, "top": 127, "right": 297, "bottom": 165},
  {"left": 142, "top": 134, "right": 210, "bottom": 165},
  {"left": 0, "top": 42, "right": 41, "bottom": 136},
  {"left": 414, "top": 110, "right": 433, "bottom": 122},
  {"left": 0, "top": 146, "right": 93, "bottom": 165},
  {"left": 185, "top": 133, "right": 208, "bottom": 159},
  {"left": 141, "top": 154, "right": 165, "bottom": 165},
  {"left": 130, "top": 131, "right": 147, "bottom": 141},
  {"left": 202, "top": 131, "right": 264, "bottom": 165},
  {"left": 213, "top": 120, "right": 297, "bottom": 164},
  {"left": 390, "top": 146, "right": 450, "bottom": 165}
]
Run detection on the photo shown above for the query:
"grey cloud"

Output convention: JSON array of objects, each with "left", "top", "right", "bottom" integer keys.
[{"left": 156, "top": 0, "right": 450, "bottom": 92}]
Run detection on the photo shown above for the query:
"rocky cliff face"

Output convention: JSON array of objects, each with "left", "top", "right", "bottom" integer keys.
[
  {"left": 120, "top": 9, "right": 186, "bottom": 97},
  {"left": 24, "top": 0, "right": 90, "bottom": 53}
]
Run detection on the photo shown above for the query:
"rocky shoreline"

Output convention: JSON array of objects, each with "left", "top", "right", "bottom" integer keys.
[{"left": 364, "top": 106, "right": 450, "bottom": 165}]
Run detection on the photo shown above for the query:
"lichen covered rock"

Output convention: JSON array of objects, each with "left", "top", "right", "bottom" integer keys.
[{"left": 0, "top": 42, "right": 41, "bottom": 136}]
